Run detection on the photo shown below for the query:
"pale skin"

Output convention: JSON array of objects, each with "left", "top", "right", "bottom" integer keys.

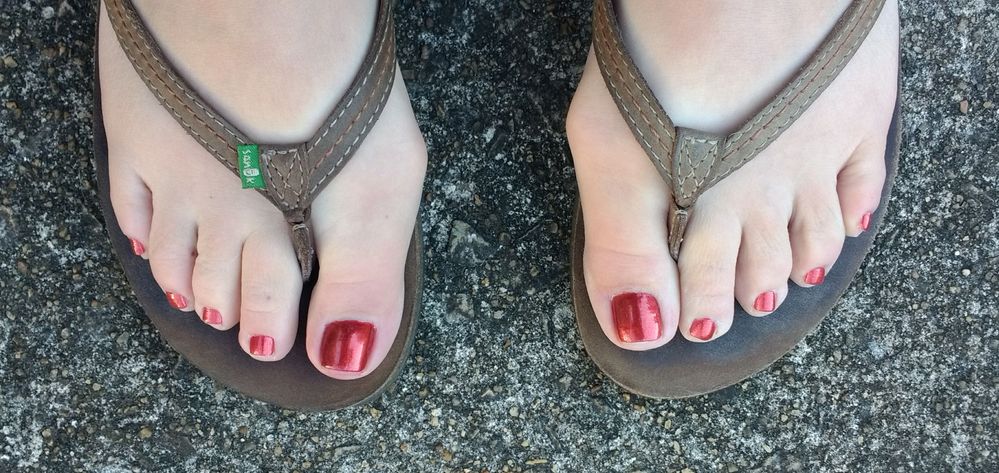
[
  {"left": 100, "top": 0, "right": 898, "bottom": 377},
  {"left": 569, "top": 0, "right": 899, "bottom": 348},
  {"left": 100, "top": 0, "right": 426, "bottom": 380}
]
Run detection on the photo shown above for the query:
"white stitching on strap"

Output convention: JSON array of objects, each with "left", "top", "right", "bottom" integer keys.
[
  {"left": 305, "top": 1, "right": 392, "bottom": 154},
  {"left": 592, "top": 0, "right": 674, "bottom": 179},
  {"left": 117, "top": 1, "right": 243, "bottom": 143},
  {"left": 722, "top": 0, "right": 877, "bottom": 163},
  {"left": 308, "top": 47, "right": 396, "bottom": 195}
]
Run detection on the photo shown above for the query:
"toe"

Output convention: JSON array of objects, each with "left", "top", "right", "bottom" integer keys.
[
  {"left": 568, "top": 49, "right": 680, "bottom": 351},
  {"left": 108, "top": 164, "right": 152, "bottom": 259},
  {"left": 789, "top": 181, "right": 846, "bottom": 287},
  {"left": 146, "top": 202, "right": 197, "bottom": 312},
  {"left": 306, "top": 276, "right": 403, "bottom": 380},
  {"left": 190, "top": 224, "right": 243, "bottom": 330},
  {"left": 236, "top": 228, "right": 302, "bottom": 361},
  {"left": 303, "top": 191, "right": 416, "bottom": 380},
  {"left": 582, "top": 248, "right": 679, "bottom": 350},
  {"left": 303, "top": 164, "right": 422, "bottom": 380},
  {"left": 303, "top": 74, "right": 426, "bottom": 379},
  {"left": 677, "top": 209, "right": 741, "bottom": 342},
  {"left": 734, "top": 208, "right": 793, "bottom": 316},
  {"left": 837, "top": 138, "right": 888, "bottom": 237}
]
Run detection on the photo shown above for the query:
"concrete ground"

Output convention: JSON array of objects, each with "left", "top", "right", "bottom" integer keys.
[{"left": 1, "top": 1, "right": 996, "bottom": 471}]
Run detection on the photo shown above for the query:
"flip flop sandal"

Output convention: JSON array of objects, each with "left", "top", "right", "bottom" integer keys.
[
  {"left": 572, "top": 0, "right": 901, "bottom": 398},
  {"left": 92, "top": 0, "right": 422, "bottom": 410}
]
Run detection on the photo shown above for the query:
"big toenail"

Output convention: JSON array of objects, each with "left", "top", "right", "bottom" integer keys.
[
  {"left": 611, "top": 292, "right": 663, "bottom": 343},
  {"left": 754, "top": 291, "right": 777, "bottom": 312},
  {"left": 201, "top": 307, "right": 222, "bottom": 325},
  {"left": 804, "top": 267, "right": 826, "bottom": 285},
  {"left": 860, "top": 212, "right": 872, "bottom": 231},
  {"left": 249, "top": 335, "right": 275, "bottom": 356},
  {"left": 689, "top": 318, "right": 717, "bottom": 341},
  {"left": 165, "top": 292, "right": 187, "bottom": 309},
  {"left": 321, "top": 320, "right": 375, "bottom": 372},
  {"left": 129, "top": 238, "right": 145, "bottom": 256}
]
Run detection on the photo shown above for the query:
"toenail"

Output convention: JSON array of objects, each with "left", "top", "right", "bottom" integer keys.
[
  {"left": 754, "top": 291, "right": 777, "bottom": 312},
  {"left": 165, "top": 292, "right": 188, "bottom": 310},
  {"left": 804, "top": 267, "right": 826, "bottom": 285},
  {"left": 610, "top": 292, "right": 663, "bottom": 343},
  {"left": 249, "top": 335, "right": 275, "bottom": 356},
  {"left": 321, "top": 320, "right": 375, "bottom": 372},
  {"left": 689, "top": 318, "right": 717, "bottom": 341},
  {"left": 129, "top": 238, "right": 145, "bottom": 256},
  {"left": 860, "top": 212, "right": 872, "bottom": 232},
  {"left": 201, "top": 307, "right": 222, "bottom": 325}
]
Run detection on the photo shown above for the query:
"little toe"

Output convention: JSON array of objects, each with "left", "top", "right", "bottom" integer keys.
[
  {"left": 677, "top": 210, "right": 742, "bottom": 342},
  {"left": 734, "top": 210, "right": 793, "bottom": 316},
  {"left": 146, "top": 203, "right": 197, "bottom": 312},
  {"left": 236, "top": 228, "right": 303, "bottom": 361},
  {"left": 838, "top": 138, "right": 888, "bottom": 237},
  {"left": 789, "top": 182, "right": 846, "bottom": 287},
  {"left": 190, "top": 225, "right": 243, "bottom": 330}
]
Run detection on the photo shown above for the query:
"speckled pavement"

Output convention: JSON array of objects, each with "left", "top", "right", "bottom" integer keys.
[{"left": 1, "top": 1, "right": 996, "bottom": 471}]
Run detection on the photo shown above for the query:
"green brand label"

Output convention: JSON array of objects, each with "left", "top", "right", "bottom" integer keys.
[{"left": 237, "top": 144, "right": 265, "bottom": 189}]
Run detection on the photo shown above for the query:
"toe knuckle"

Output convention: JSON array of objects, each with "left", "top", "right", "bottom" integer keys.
[{"left": 240, "top": 280, "right": 285, "bottom": 316}]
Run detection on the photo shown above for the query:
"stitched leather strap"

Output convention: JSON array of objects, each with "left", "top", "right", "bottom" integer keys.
[
  {"left": 593, "top": 0, "right": 887, "bottom": 259},
  {"left": 105, "top": 0, "right": 398, "bottom": 279}
]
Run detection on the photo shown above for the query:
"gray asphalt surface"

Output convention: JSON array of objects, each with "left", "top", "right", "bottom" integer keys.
[{"left": 1, "top": 0, "right": 997, "bottom": 471}]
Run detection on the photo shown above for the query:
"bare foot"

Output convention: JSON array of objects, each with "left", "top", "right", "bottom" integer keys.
[
  {"left": 99, "top": 0, "right": 426, "bottom": 379},
  {"left": 568, "top": 0, "right": 898, "bottom": 348}
]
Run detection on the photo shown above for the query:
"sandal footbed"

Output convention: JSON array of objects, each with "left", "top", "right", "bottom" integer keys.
[
  {"left": 571, "top": 100, "right": 901, "bottom": 399},
  {"left": 92, "top": 34, "right": 423, "bottom": 412}
]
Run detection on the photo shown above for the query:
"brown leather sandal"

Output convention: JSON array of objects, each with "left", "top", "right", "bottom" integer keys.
[
  {"left": 92, "top": 0, "right": 422, "bottom": 410},
  {"left": 572, "top": 0, "right": 901, "bottom": 398}
]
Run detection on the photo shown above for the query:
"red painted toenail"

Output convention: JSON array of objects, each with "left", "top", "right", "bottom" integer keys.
[
  {"left": 201, "top": 307, "right": 222, "bottom": 325},
  {"left": 804, "top": 267, "right": 826, "bottom": 285},
  {"left": 689, "top": 318, "right": 717, "bottom": 341},
  {"left": 860, "top": 212, "right": 872, "bottom": 231},
  {"left": 754, "top": 291, "right": 777, "bottom": 312},
  {"left": 249, "top": 335, "right": 275, "bottom": 356},
  {"left": 611, "top": 292, "right": 663, "bottom": 343},
  {"left": 129, "top": 238, "right": 145, "bottom": 256},
  {"left": 165, "top": 292, "right": 187, "bottom": 310},
  {"left": 321, "top": 320, "right": 375, "bottom": 372}
]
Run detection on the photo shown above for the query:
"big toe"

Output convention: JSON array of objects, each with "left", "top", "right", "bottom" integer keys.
[
  {"left": 567, "top": 50, "right": 680, "bottom": 351},
  {"left": 303, "top": 74, "right": 426, "bottom": 380},
  {"left": 304, "top": 193, "right": 417, "bottom": 380}
]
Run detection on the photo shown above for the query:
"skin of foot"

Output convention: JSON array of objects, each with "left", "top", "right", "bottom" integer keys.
[
  {"left": 567, "top": 0, "right": 899, "bottom": 348},
  {"left": 99, "top": 0, "right": 427, "bottom": 379}
]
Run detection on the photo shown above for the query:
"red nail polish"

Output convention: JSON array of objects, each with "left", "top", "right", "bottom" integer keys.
[
  {"left": 860, "top": 212, "right": 872, "bottom": 231},
  {"left": 689, "top": 318, "right": 717, "bottom": 341},
  {"left": 321, "top": 320, "right": 375, "bottom": 372},
  {"left": 201, "top": 307, "right": 222, "bottom": 325},
  {"left": 249, "top": 335, "right": 275, "bottom": 356},
  {"left": 611, "top": 292, "right": 663, "bottom": 343},
  {"left": 165, "top": 292, "right": 187, "bottom": 309},
  {"left": 754, "top": 291, "right": 777, "bottom": 312},
  {"left": 804, "top": 267, "right": 826, "bottom": 285},
  {"left": 129, "top": 238, "right": 145, "bottom": 256}
]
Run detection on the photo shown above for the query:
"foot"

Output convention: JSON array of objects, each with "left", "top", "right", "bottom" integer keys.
[
  {"left": 99, "top": 0, "right": 426, "bottom": 379},
  {"left": 568, "top": 0, "right": 898, "bottom": 348}
]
